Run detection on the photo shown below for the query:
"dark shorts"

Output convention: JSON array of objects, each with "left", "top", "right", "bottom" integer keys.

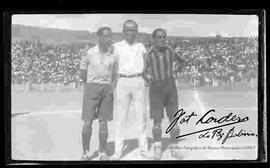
[
  {"left": 81, "top": 83, "right": 113, "bottom": 121},
  {"left": 149, "top": 78, "right": 179, "bottom": 122}
]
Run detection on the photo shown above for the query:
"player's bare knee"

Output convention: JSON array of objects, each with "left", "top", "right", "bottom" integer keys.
[
  {"left": 153, "top": 122, "right": 162, "bottom": 132},
  {"left": 170, "top": 125, "right": 180, "bottom": 139},
  {"left": 153, "top": 121, "right": 161, "bottom": 128},
  {"left": 99, "top": 120, "right": 108, "bottom": 133},
  {"left": 82, "top": 120, "right": 93, "bottom": 133},
  {"left": 152, "top": 121, "right": 162, "bottom": 140}
]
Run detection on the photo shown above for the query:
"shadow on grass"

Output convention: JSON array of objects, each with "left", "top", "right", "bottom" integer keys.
[{"left": 89, "top": 137, "right": 186, "bottom": 160}]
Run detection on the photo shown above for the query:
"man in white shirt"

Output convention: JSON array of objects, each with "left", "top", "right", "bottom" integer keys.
[{"left": 111, "top": 20, "right": 149, "bottom": 160}]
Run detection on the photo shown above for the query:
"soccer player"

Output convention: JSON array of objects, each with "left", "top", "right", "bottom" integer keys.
[
  {"left": 145, "top": 28, "right": 185, "bottom": 160},
  {"left": 80, "top": 27, "right": 117, "bottom": 160}
]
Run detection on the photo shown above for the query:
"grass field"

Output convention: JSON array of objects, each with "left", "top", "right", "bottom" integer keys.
[{"left": 11, "top": 82, "right": 258, "bottom": 161}]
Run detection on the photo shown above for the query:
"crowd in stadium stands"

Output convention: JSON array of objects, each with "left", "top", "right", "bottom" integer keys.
[
  {"left": 171, "top": 37, "right": 258, "bottom": 86},
  {"left": 12, "top": 37, "right": 258, "bottom": 88},
  {"left": 12, "top": 40, "right": 89, "bottom": 85}
]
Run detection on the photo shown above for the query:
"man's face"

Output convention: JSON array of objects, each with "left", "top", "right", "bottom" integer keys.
[
  {"left": 123, "top": 23, "right": 137, "bottom": 44},
  {"left": 154, "top": 30, "right": 167, "bottom": 47},
  {"left": 98, "top": 29, "right": 112, "bottom": 48}
]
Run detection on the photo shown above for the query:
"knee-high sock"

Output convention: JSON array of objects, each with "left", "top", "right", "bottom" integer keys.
[
  {"left": 169, "top": 125, "right": 180, "bottom": 143},
  {"left": 82, "top": 120, "right": 93, "bottom": 153},
  {"left": 99, "top": 120, "right": 108, "bottom": 153}
]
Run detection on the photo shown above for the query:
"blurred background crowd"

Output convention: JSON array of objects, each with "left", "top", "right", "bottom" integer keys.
[
  {"left": 12, "top": 41, "right": 91, "bottom": 86},
  {"left": 170, "top": 37, "right": 258, "bottom": 87},
  {"left": 11, "top": 37, "right": 258, "bottom": 89}
]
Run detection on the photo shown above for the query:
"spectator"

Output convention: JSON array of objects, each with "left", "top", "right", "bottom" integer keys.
[{"left": 11, "top": 37, "right": 258, "bottom": 90}]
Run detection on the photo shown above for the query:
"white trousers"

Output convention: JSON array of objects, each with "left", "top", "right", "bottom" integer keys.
[{"left": 113, "top": 77, "right": 147, "bottom": 153}]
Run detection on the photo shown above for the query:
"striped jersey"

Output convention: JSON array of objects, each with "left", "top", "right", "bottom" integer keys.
[{"left": 145, "top": 46, "right": 183, "bottom": 81}]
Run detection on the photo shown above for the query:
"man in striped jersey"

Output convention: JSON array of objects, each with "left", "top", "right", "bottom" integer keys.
[{"left": 145, "top": 28, "right": 185, "bottom": 160}]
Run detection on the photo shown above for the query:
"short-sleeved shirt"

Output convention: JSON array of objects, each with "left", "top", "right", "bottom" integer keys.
[
  {"left": 146, "top": 46, "right": 182, "bottom": 81},
  {"left": 114, "top": 40, "right": 146, "bottom": 75},
  {"left": 80, "top": 45, "right": 116, "bottom": 84}
]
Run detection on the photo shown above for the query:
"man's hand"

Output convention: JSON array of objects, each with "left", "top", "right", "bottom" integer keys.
[
  {"left": 111, "top": 80, "right": 117, "bottom": 89},
  {"left": 143, "top": 73, "right": 152, "bottom": 86},
  {"left": 80, "top": 69, "right": 87, "bottom": 83}
]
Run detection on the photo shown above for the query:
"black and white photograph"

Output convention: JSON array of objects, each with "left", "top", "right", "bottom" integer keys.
[{"left": 9, "top": 13, "right": 265, "bottom": 161}]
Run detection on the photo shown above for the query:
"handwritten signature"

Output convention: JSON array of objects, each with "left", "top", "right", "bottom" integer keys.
[
  {"left": 165, "top": 109, "right": 257, "bottom": 144},
  {"left": 199, "top": 126, "right": 257, "bottom": 144}
]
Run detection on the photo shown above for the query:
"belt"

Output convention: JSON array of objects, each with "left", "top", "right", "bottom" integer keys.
[
  {"left": 118, "top": 73, "right": 143, "bottom": 78},
  {"left": 151, "top": 77, "right": 175, "bottom": 83}
]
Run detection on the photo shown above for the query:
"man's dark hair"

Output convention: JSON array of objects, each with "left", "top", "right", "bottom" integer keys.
[
  {"left": 152, "top": 28, "right": 167, "bottom": 38},
  {"left": 123, "top": 20, "right": 138, "bottom": 30},
  {"left": 97, "top": 27, "right": 111, "bottom": 37}
]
